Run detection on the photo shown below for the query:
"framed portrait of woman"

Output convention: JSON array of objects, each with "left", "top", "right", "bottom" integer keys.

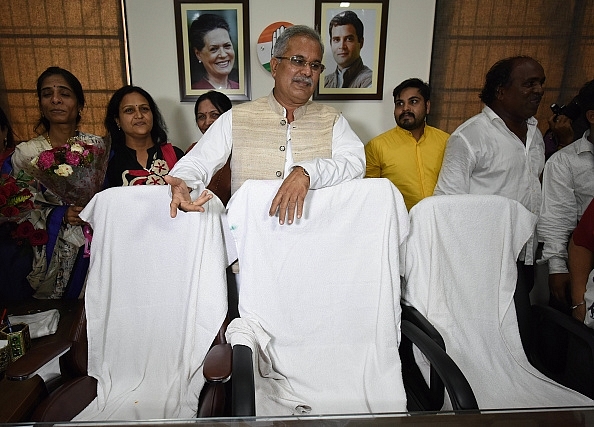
[
  {"left": 174, "top": 0, "right": 251, "bottom": 102},
  {"left": 314, "top": 0, "right": 389, "bottom": 100}
]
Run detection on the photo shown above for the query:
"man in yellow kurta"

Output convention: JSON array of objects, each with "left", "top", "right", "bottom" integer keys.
[{"left": 365, "top": 78, "right": 449, "bottom": 210}]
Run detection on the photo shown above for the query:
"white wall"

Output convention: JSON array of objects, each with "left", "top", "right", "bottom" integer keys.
[{"left": 124, "top": 0, "right": 436, "bottom": 150}]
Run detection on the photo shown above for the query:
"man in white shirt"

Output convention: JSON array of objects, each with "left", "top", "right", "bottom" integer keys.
[
  {"left": 538, "top": 79, "right": 594, "bottom": 309},
  {"left": 166, "top": 25, "right": 365, "bottom": 225},
  {"left": 434, "top": 56, "right": 546, "bottom": 288}
]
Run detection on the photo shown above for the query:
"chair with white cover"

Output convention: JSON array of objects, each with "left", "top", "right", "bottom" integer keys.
[
  {"left": 28, "top": 185, "right": 230, "bottom": 421},
  {"left": 402, "top": 194, "right": 594, "bottom": 409},
  {"left": 224, "top": 178, "right": 409, "bottom": 416}
]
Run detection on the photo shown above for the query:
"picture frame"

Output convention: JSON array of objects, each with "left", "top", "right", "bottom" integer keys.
[
  {"left": 314, "top": 0, "right": 389, "bottom": 100},
  {"left": 174, "top": 0, "right": 251, "bottom": 102}
]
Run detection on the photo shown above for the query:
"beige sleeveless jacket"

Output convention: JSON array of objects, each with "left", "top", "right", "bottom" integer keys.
[{"left": 231, "top": 92, "right": 337, "bottom": 194}]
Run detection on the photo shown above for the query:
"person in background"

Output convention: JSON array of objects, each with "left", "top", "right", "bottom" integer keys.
[
  {"left": 539, "top": 79, "right": 594, "bottom": 311},
  {"left": 166, "top": 24, "right": 365, "bottom": 225},
  {"left": 434, "top": 56, "right": 545, "bottom": 272},
  {"left": 186, "top": 90, "right": 233, "bottom": 205},
  {"left": 544, "top": 95, "right": 590, "bottom": 161},
  {"left": 365, "top": 78, "right": 449, "bottom": 210},
  {"left": 189, "top": 13, "right": 239, "bottom": 90},
  {"left": 104, "top": 85, "right": 184, "bottom": 187},
  {"left": 434, "top": 56, "right": 546, "bottom": 296},
  {"left": 0, "top": 106, "right": 17, "bottom": 174},
  {"left": 324, "top": 10, "right": 372, "bottom": 89},
  {"left": 11, "top": 66, "right": 99, "bottom": 299},
  {"left": 569, "top": 198, "right": 594, "bottom": 323}
]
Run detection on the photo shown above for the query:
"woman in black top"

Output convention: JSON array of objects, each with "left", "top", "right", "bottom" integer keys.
[{"left": 104, "top": 85, "right": 184, "bottom": 187}]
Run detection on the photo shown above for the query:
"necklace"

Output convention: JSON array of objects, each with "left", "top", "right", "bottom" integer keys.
[{"left": 46, "top": 131, "right": 79, "bottom": 147}]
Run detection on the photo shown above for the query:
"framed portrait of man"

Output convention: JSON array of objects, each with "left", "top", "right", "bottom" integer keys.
[
  {"left": 314, "top": 0, "right": 389, "bottom": 100},
  {"left": 174, "top": 0, "right": 251, "bottom": 102}
]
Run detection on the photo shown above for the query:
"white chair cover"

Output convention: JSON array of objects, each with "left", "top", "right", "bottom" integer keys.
[
  {"left": 402, "top": 194, "right": 594, "bottom": 409},
  {"left": 225, "top": 178, "right": 409, "bottom": 415},
  {"left": 75, "top": 185, "right": 229, "bottom": 420}
]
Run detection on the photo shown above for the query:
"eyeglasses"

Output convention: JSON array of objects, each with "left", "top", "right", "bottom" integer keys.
[{"left": 275, "top": 56, "right": 326, "bottom": 73}]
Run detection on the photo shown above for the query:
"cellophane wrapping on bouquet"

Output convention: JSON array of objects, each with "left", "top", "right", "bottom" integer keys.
[{"left": 24, "top": 134, "right": 111, "bottom": 207}]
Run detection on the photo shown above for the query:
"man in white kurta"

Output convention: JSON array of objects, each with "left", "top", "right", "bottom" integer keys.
[{"left": 166, "top": 25, "right": 365, "bottom": 224}]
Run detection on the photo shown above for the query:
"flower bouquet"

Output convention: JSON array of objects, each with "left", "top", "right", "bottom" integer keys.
[
  {"left": 24, "top": 134, "right": 111, "bottom": 207},
  {"left": 0, "top": 171, "right": 35, "bottom": 223},
  {"left": 11, "top": 220, "right": 49, "bottom": 247}
]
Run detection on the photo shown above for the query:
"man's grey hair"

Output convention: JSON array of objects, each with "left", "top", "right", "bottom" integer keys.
[{"left": 272, "top": 25, "right": 324, "bottom": 58}]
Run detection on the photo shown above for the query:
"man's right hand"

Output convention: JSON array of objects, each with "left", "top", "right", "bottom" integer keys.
[
  {"left": 165, "top": 175, "right": 212, "bottom": 218},
  {"left": 549, "top": 272, "right": 571, "bottom": 306},
  {"left": 547, "top": 114, "right": 574, "bottom": 149}
]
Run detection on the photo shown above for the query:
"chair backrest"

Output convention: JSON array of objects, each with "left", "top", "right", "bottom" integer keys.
[
  {"left": 71, "top": 185, "right": 229, "bottom": 420},
  {"left": 225, "top": 178, "right": 410, "bottom": 416},
  {"left": 402, "top": 194, "right": 593, "bottom": 409},
  {"left": 58, "top": 300, "right": 87, "bottom": 379}
]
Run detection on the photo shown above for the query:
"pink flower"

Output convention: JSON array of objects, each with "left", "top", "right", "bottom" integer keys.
[
  {"left": 37, "top": 151, "right": 55, "bottom": 170},
  {"left": 65, "top": 151, "right": 81, "bottom": 166}
]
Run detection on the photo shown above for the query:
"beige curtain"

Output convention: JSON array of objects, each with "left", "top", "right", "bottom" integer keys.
[
  {"left": 0, "top": 0, "right": 128, "bottom": 141},
  {"left": 428, "top": 0, "right": 594, "bottom": 134}
]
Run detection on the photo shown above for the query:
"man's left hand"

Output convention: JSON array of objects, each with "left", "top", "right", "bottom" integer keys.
[{"left": 269, "top": 167, "right": 310, "bottom": 225}]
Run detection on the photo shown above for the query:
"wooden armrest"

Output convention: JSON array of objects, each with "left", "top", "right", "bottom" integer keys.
[
  {"left": 204, "top": 343, "right": 232, "bottom": 382},
  {"left": 31, "top": 375, "right": 97, "bottom": 422},
  {"left": 0, "top": 375, "right": 48, "bottom": 422},
  {"left": 6, "top": 340, "right": 72, "bottom": 380}
]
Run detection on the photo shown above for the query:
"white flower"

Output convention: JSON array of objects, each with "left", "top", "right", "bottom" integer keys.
[
  {"left": 70, "top": 143, "right": 84, "bottom": 153},
  {"left": 54, "top": 164, "right": 73, "bottom": 176},
  {"left": 31, "top": 156, "right": 39, "bottom": 166}
]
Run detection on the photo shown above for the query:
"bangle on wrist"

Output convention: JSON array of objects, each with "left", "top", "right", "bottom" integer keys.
[{"left": 571, "top": 300, "right": 586, "bottom": 310}]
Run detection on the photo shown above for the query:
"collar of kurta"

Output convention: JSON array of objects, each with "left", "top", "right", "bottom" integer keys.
[{"left": 267, "top": 90, "right": 312, "bottom": 121}]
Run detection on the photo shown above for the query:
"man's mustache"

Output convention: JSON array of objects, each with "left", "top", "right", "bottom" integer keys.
[
  {"left": 293, "top": 76, "right": 313, "bottom": 86},
  {"left": 399, "top": 112, "right": 415, "bottom": 120}
]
